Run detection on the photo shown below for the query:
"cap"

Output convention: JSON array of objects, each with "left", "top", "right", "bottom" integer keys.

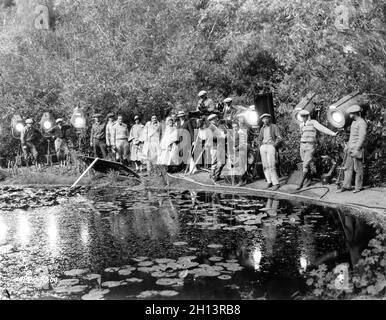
[
  {"left": 177, "top": 111, "right": 185, "bottom": 117},
  {"left": 55, "top": 118, "right": 63, "bottom": 123},
  {"left": 207, "top": 114, "right": 218, "bottom": 121},
  {"left": 299, "top": 110, "right": 310, "bottom": 116},
  {"left": 107, "top": 112, "right": 114, "bottom": 118},
  {"left": 248, "top": 105, "right": 256, "bottom": 111},
  {"left": 260, "top": 113, "right": 271, "bottom": 120},
  {"left": 198, "top": 90, "right": 207, "bottom": 97},
  {"left": 223, "top": 97, "right": 232, "bottom": 103},
  {"left": 93, "top": 113, "right": 102, "bottom": 118},
  {"left": 134, "top": 115, "right": 140, "bottom": 120},
  {"left": 25, "top": 119, "right": 33, "bottom": 124},
  {"left": 347, "top": 105, "right": 361, "bottom": 113}
]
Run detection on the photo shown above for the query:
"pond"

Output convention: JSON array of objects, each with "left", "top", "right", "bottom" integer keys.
[{"left": 0, "top": 188, "right": 381, "bottom": 300}]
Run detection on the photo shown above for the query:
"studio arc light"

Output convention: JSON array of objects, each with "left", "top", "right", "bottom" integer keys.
[
  {"left": 292, "top": 92, "right": 316, "bottom": 123},
  {"left": 40, "top": 112, "right": 55, "bottom": 137},
  {"left": 11, "top": 115, "right": 25, "bottom": 139},
  {"left": 327, "top": 91, "right": 366, "bottom": 129},
  {"left": 70, "top": 107, "right": 86, "bottom": 129}
]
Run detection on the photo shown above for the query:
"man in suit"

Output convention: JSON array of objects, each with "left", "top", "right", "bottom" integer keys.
[{"left": 337, "top": 105, "right": 367, "bottom": 193}]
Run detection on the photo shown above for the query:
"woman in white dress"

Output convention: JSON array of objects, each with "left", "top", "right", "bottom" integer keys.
[
  {"left": 158, "top": 117, "right": 179, "bottom": 168},
  {"left": 141, "top": 115, "right": 161, "bottom": 172},
  {"left": 129, "top": 115, "right": 144, "bottom": 172}
]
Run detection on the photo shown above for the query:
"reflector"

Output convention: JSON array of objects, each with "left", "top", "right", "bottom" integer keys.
[
  {"left": 43, "top": 120, "right": 52, "bottom": 130},
  {"left": 15, "top": 123, "right": 24, "bottom": 132},
  {"left": 292, "top": 92, "right": 316, "bottom": 123}
]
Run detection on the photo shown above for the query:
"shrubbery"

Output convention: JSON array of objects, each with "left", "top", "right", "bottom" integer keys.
[{"left": 0, "top": 0, "right": 384, "bottom": 184}]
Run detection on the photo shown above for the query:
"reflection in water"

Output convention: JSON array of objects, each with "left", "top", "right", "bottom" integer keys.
[
  {"left": 0, "top": 216, "right": 7, "bottom": 245},
  {"left": 17, "top": 212, "right": 30, "bottom": 246},
  {"left": 47, "top": 215, "right": 58, "bottom": 250},
  {"left": 81, "top": 222, "right": 89, "bottom": 245},
  {"left": 252, "top": 246, "right": 263, "bottom": 271},
  {"left": 299, "top": 255, "right": 308, "bottom": 274}
]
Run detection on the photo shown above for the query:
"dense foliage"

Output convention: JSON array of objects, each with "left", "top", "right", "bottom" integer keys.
[{"left": 0, "top": 0, "right": 385, "bottom": 184}]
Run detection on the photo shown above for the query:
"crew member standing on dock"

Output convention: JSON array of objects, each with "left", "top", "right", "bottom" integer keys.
[
  {"left": 297, "top": 110, "right": 337, "bottom": 190},
  {"left": 129, "top": 115, "right": 144, "bottom": 172},
  {"left": 208, "top": 114, "right": 227, "bottom": 182},
  {"left": 196, "top": 91, "right": 215, "bottom": 114},
  {"left": 113, "top": 115, "right": 130, "bottom": 166},
  {"left": 257, "top": 113, "right": 282, "bottom": 191},
  {"left": 105, "top": 113, "right": 116, "bottom": 161},
  {"left": 337, "top": 105, "right": 367, "bottom": 194},
  {"left": 47, "top": 118, "right": 71, "bottom": 164},
  {"left": 20, "top": 118, "right": 42, "bottom": 165},
  {"left": 90, "top": 114, "right": 107, "bottom": 159}
]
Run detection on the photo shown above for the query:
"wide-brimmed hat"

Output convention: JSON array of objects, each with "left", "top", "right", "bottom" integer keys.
[
  {"left": 93, "top": 113, "right": 102, "bottom": 118},
  {"left": 223, "top": 97, "right": 232, "bottom": 103},
  {"left": 107, "top": 112, "right": 114, "bottom": 118},
  {"left": 177, "top": 110, "right": 185, "bottom": 117},
  {"left": 347, "top": 105, "right": 361, "bottom": 113},
  {"left": 55, "top": 118, "right": 63, "bottom": 123},
  {"left": 260, "top": 113, "right": 271, "bottom": 120},
  {"left": 299, "top": 110, "right": 310, "bottom": 116},
  {"left": 207, "top": 114, "right": 218, "bottom": 121},
  {"left": 25, "top": 118, "right": 33, "bottom": 124},
  {"left": 134, "top": 115, "right": 140, "bottom": 120},
  {"left": 198, "top": 90, "right": 207, "bottom": 97}
]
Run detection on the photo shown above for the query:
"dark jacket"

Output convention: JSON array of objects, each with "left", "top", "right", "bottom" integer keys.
[
  {"left": 48, "top": 124, "right": 71, "bottom": 139},
  {"left": 21, "top": 126, "right": 42, "bottom": 145},
  {"left": 90, "top": 122, "right": 107, "bottom": 143},
  {"left": 177, "top": 119, "right": 194, "bottom": 143},
  {"left": 257, "top": 123, "right": 282, "bottom": 148}
]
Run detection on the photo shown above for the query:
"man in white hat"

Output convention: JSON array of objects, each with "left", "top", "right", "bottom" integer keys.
[
  {"left": 223, "top": 97, "right": 237, "bottom": 121},
  {"left": 196, "top": 90, "right": 215, "bottom": 114},
  {"left": 337, "top": 105, "right": 367, "bottom": 193},
  {"left": 112, "top": 115, "right": 130, "bottom": 165},
  {"left": 207, "top": 114, "right": 227, "bottom": 182},
  {"left": 90, "top": 113, "right": 107, "bottom": 158},
  {"left": 47, "top": 118, "right": 71, "bottom": 163},
  {"left": 257, "top": 113, "right": 282, "bottom": 190},
  {"left": 297, "top": 109, "right": 338, "bottom": 190},
  {"left": 20, "top": 118, "right": 42, "bottom": 164}
]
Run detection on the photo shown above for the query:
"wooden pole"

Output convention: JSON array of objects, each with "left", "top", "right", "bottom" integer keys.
[{"left": 69, "top": 157, "right": 98, "bottom": 190}]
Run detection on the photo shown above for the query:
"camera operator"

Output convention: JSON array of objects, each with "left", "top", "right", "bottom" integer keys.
[{"left": 196, "top": 90, "right": 215, "bottom": 115}]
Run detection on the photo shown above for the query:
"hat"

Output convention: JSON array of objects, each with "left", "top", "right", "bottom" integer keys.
[
  {"left": 299, "top": 110, "right": 310, "bottom": 116},
  {"left": 93, "top": 113, "right": 102, "bottom": 118},
  {"left": 25, "top": 118, "right": 33, "bottom": 124},
  {"left": 198, "top": 90, "right": 207, "bottom": 97},
  {"left": 177, "top": 111, "right": 185, "bottom": 117},
  {"left": 223, "top": 97, "right": 232, "bottom": 103},
  {"left": 347, "top": 105, "right": 361, "bottom": 114},
  {"left": 134, "top": 115, "right": 140, "bottom": 120},
  {"left": 55, "top": 118, "right": 63, "bottom": 123},
  {"left": 107, "top": 112, "right": 114, "bottom": 118},
  {"left": 260, "top": 113, "right": 271, "bottom": 120},
  {"left": 207, "top": 114, "right": 218, "bottom": 121},
  {"left": 248, "top": 105, "right": 256, "bottom": 111}
]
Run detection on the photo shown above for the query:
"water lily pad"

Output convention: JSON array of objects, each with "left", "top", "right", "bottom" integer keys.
[
  {"left": 188, "top": 247, "right": 198, "bottom": 251},
  {"left": 207, "top": 244, "right": 223, "bottom": 249},
  {"left": 155, "top": 258, "right": 175, "bottom": 264},
  {"left": 173, "top": 241, "right": 188, "bottom": 246},
  {"left": 218, "top": 275, "right": 232, "bottom": 280},
  {"left": 137, "top": 290, "right": 160, "bottom": 299},
  {"left": 54, "top": 285, "right": 88, "bottom": 294},
  {"left": 131, "top": 256, "right": 149, "bottom": 262},
  {"left": 63, "top": 269, "right": 89, "bottom": 277},
  {"left": 125, "top": 277, "right": 143, "bottom": 283},
  {"left": 226, "top": 259, "right": 238, "bottom": 263},
  {"left": 82, "top": 274, "right": 101, "bottom": 281},
  {"left": 151, "top": 271, "right": 168, "bottom": 278},
  {"left": 101, "top": 281, "right": 125, "bottom": 288},
  {"left": 81, "top": 288, "right": 109, "bottom": 300},
  {"left": 118, "top": 269, "right": 133, "bottom": 276},
  {"left": 57, "top": 279, "right": 79, "bottom": 287},
  {"left": 104, "top": 267, "right": 120, "bottom": 273},
  {"left": 208, "top": 256, "right": 223, "bottom": 262},
  {"left": 156, "top": 278, "right": 184, "bottom": 286},
  {"left": 137, "top": 261, "right": 154, "bottom": 267},
  {"left": 159, "top": 290, "right": 179, "bottom": 297}
]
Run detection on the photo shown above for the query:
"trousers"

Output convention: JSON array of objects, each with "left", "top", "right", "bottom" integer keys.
[
  {"left": 93, "top": 139, "right": 107, "bottom": 159},
  {"left": 210, "top": 148, "right": 225, "bottom": 179},
  {"left": 55, "top": 138, "right": 69, "bottom": 160},
  {"left": 260, "top": 144, "right": 279, "bottom": 185},
  {"left": 300, "top": 143, "right": 315, "bottom": 172},
  {"left": 115, "top": 139, "right": 130, "bottom": 161},
  {"left": 342, "top": 153, "right": 364, "bottom": 191}
]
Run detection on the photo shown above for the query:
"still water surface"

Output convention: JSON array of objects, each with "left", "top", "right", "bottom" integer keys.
[{"left": 0, "top": 189, "right": 377, "bottom": 299}]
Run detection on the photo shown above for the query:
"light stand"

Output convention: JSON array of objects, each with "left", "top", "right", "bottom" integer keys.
[{"left": 40, "top": 112, "right": 55, "bottom": 166}]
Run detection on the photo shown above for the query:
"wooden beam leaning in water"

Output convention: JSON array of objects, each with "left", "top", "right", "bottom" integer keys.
[{"left": 69, "top": 157, "right": 99, "bottom": 190}]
